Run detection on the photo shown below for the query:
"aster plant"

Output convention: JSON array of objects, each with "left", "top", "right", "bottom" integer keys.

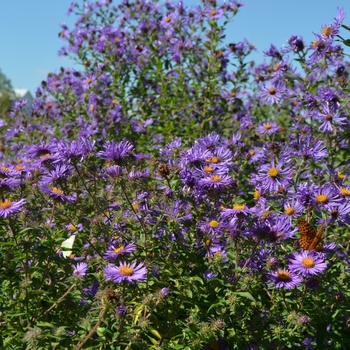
[{"left": 1, "top": 1, "right": 350, "bottom": 349}]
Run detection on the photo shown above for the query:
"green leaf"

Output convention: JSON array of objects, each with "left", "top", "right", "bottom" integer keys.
[
  {"left": 342, "top": 39, "right": 350, "bottom": 47},
  {"left": 186, "top": 289, "right": 193, "bottom": 298},
  {"left": 234, "top": 292, "right": 256, "bottom": 302},
  {"left": 150, "top": 329, "right": 162, "bottom": 340}
]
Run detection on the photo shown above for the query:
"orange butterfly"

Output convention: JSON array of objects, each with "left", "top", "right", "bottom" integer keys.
[{"left": 297, "top": 217, "right": 324, "bottom": 251}]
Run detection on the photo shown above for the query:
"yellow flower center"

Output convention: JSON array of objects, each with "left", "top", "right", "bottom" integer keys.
[
  {"left": 340, "top": 187, "right": 350, "bottom": 197},
  {"left": 120, "top": 265, "right": 134, "bottom": 276},
  {"left": 209, "top": 220, "right": 219, "bottom": 228},
  {"left": 337, "top": 171, "right": 346, "bottom": 180},
  {"left": 284, "top": 207, "right": 295, "bottom": 216},
  {"left": 204, "top": 239, "right": 212, "bottom": 248},
  {"left": 165, "top": 16, "right": 171, "bottom": 23},
  {"left": 15, "top": 165, "right": 25, "bottom": 171},
  {"left": 211, "top": 10, "right": 217, "bottom": 16},
  {"left": 1, "top": 166, "right": 10, "bottom": 173},
  {"left": 113, "top": 245, "right": 125, "bottom": 254},
  {"left": 90, "top": 105, "right": 95, "bottom": 111},
  {"left": 268, "top": 88, "right": 276, "bottom": 95},
  {"left": 233, "top": 203, "right": 245, "bottom": 210},
  {"left": 277, "top": 270, "right": 290, "bottom": 280},
  {"left": 52, "top": 187, "right": 64, "bottom": 195},
  {"left": 204, "top": 166, "right": 214, "bottom": 173},
  {"left": 262, "top": 210, "right": 270, "bottom": 219},
  {"left": 0, "top": 200, "right": 12, "bottom": 209},
  {"left": 86, "top": 78, "right": 92, "bottom": 84},
  {"left": 264, "top": 123, "right": 272, "bottom": 130},
  {"left": 322, "top": 27, "right": 332, "bottom": 36},
  {"left": 132, "top": 202, "right": 139, "bottom": 211},
  {"left": 112, "top": 99, "right": 118, "bottom": 105},
  {"left": 210, "top": 175, "right": 222, "bottom": 182},
  {"left": 302, "top": 257, "right": 315, "bottom": 268},
  {"left": 253, "top": 190, "right": 260, "bottom": 201},
  {"left": 316, "top": 194, "right": 328, "bottom": 203},
  {"left": 68, "top": 224, "right": 76, "bottom": 231},
  {"left": 268, "top": 168, "right": 279, "bottom": 178},
  {"left": 249, "top": 150, "right": 256, "bottom": 156},
  {"left": 211, "top": 157, "right": 219, "bottom": 164},
  {"left": 40, "top": 153, "right": 51, "bottom": 159}
]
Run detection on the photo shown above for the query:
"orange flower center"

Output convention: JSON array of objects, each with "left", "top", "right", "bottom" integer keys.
[
  {"left": 340, "top": 187, "right": 350, "bottom": 197},
  {"left": 113, "top": 245, "right": 125, "bottom": 254},
  {"left": 285, "top": 207, "right": 295, "bottom": 216},
  {"left": 119, "top": 265, "right": 134, "bottom": 276},
  {"left": 322, "top": 27, "right": 332, "bottom": 36},
  {"left": 209, "top": 220, "right": 219, "bottom": 228},
  {"left": 302, "top": 257, "right": 315, "bottom": 268},
  {"left": 268, "top": 168, "right": 279, "bottom": 178},
  {"left": 268, "top": 88, "right": 276, "bottom": 95},
  {"left": 277, "top": 270, "right": 290, "bottom": 280},
  {"left": 0, "top": 200, "right": 12, "bottom": 209},
  {"left": 52, "top": 187, "right": 64, "bottom": 195},
  {"left": 233, "top": 203, "right": 245, "bottom": 210},
  {"left": 210, "top": 175, "right": 222, "bottom": 182},
  {"left": 316, "top": 194, "right": 328, "bottom": 203},
  {"left": 204, "top": 166, "right": 214, "bottom": 173}
]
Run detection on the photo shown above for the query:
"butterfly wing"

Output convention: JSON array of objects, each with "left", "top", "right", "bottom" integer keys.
[
  {"left": 61, "top": 235, "right": 75, "bottom": 258},
  {"left": 308, "top": 222, "right": 324, "bottom": 251},
  {"left": 298, "top": 217, "right": 316, "bottom": 251}
]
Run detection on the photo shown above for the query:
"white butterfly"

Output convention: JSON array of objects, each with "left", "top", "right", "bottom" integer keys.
[{"left": 61, "top": 235, "right": 76, "bottom": 258}]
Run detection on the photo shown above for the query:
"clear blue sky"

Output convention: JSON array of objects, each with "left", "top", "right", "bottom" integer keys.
[{"left": 1, "top": 0, "right": 350, "bottom": 95}]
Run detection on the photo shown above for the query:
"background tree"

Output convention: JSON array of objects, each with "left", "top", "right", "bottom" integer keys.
[{"left": 0, "top": 68, "right": 15, "bottom": 118}]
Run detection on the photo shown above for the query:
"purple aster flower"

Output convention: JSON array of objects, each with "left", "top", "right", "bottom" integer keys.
[
  {"left": 40, "top": 164, "right": 73, "bottom": 184},
  {"left": 314, "top": 184, "right": 341, "bottom": 207},
  {"left": 259, "top": 82, "right": 285, "bottom": 104},
  {"left": 82, "top": 281, "right": 100, "bottom": 297},
  {"left": 104, "top": 260, "right": 147, "bottom": 284},
  {"left": 284, "top": 35, "right": 305, "bottom": 53},
  {"left": 0, "top": 199, "right": 25, "bottom": 218},
  {"left": 306, "top": 33, "right": 334, "bottom": 66},
  {"left": 256, "top": 121, "right": 279, "bottom": 135},
  {"left": 263, "top": 44, "right": 282, "bottom": 59},
  {"left": 73, "top": 262, "right": 88, "bottom": 277},
  {"left": 251, "top": 158, "right": 293, "bottom": 193},
  {"left": 159, "top": 287, "right": 170, "bottom": 298},
  {"left": 116, "top": 304, "right": 127, "bottom": 317},
  {"left": 82, "top": 73, "right": 97, "bottom": 89},
  {"left": 320, "top": 7, "right": 345, "bottom": 40},
  {"left": 206, "top": 7, "right": 224, "bottom": 20},
  {"left": 106, "top": 165, "right": 123, "bottom": 178},
  {"left": 198, "top": 174, "right": 235, "bottom": 191},
  {"left": 289, "top": 251, "right": 327, "bottom": 276},
  {"left": 292, "top": 135, "right": 328, "bottom": 161},
  {"left": 104, "top": 242, "right": 137, "bottom": 260},
  {"left": 284, "top": 199, "right": 304, "bottom": 218},
  {"left": 268, "top": 269, "right": 302, "bottom": 289},
  {"left": 316, "top": 104, "right": 347, "bottom": 133},
  {"left": 39, "top": 183, "right": 76, "bottom": 203},
  {"left": 97, "top": 140, "right": 134, "bottom": 163},
  {"left": 0, "top": 178, "right": 21, "bottom": 190}
]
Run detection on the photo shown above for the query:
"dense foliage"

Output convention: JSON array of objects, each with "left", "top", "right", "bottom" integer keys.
[{"left": 1, "top": 1, "right": 350, "bottom": 349}]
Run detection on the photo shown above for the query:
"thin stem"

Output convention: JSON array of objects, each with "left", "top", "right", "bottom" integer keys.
[
  {"left": 36, "top": 283, "right": 76, "bottom": 321},
  {"left": 75, "top": 308, "right": 108, "bottom": 350}
]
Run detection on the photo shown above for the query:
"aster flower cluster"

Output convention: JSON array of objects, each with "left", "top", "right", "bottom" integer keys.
[{"left": 2, "top": 1, "right": 350, "bottom": 349}]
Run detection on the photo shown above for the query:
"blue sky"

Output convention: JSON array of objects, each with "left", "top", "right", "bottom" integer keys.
[{"left": 1, "top": 0, "right": 350, "bottom": 95}]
